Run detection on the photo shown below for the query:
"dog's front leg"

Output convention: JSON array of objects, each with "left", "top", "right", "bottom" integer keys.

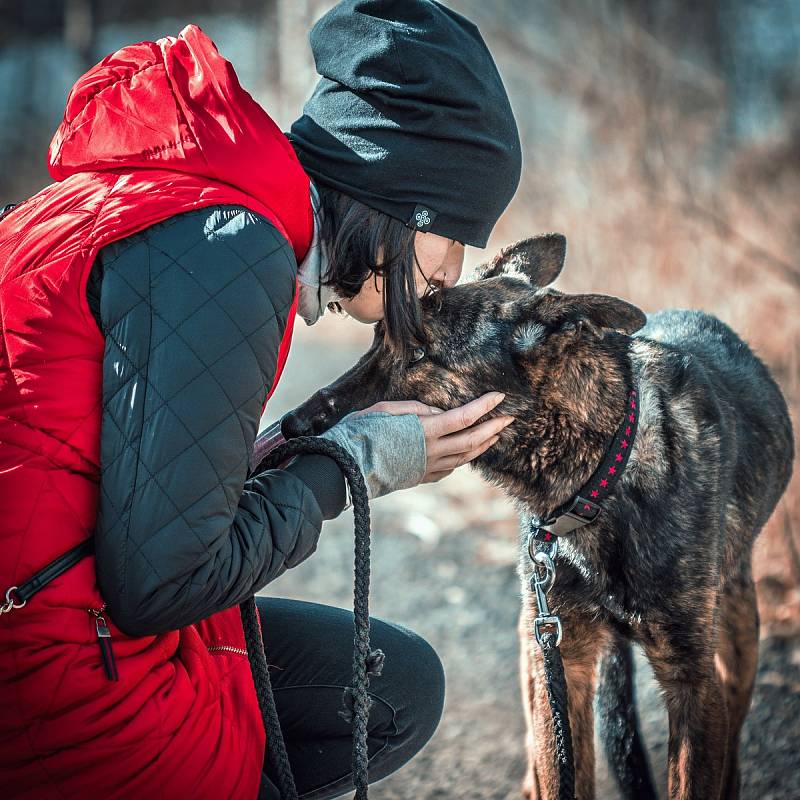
[
  {"left": 646, "top": 633, "right": 729, "bottom": 800},
  {"left": 519, "top": 604, "right": 543, "bottom": 800},
  {"left": 519, "top": 595, "right": 606, "bottom": 799}
]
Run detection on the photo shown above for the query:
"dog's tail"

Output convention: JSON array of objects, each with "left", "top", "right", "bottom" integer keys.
[{"left": 596, "top": 633, "right": 657, "bottom": 799}]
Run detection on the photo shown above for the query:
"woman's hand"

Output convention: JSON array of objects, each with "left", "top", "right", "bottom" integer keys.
[{"left": 353, "top": 392, "right": 513, "bottom": 485}]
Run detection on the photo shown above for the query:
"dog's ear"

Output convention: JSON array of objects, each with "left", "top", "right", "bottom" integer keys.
[
  {"left": 545, "top": 293, "right": 646, "bottom": 335},
  {"left": 476, "top": 234, "right": 566, "bottom": 286}
]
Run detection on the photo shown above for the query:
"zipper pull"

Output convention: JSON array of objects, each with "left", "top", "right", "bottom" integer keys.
[{"left": 89, "top": 605, "right": 119, "bottom": 681}]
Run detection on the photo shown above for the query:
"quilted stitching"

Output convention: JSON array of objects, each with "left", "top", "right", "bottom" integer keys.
[{"left": 94, "top": 205, "right": 325, "bottom": 637}]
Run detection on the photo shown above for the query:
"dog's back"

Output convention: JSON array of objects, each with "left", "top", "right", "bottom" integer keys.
[{"left": 634, "top": 309, "right": 793, "bottom": 541}]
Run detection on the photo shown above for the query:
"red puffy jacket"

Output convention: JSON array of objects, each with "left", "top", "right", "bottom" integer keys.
[{"left": 0, "top": 25, "right": 312, "bottom": 799}]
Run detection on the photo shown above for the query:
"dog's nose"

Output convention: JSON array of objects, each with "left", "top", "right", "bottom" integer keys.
[{"left": 280, "top": 410, "right": 310, "bottom": 439}]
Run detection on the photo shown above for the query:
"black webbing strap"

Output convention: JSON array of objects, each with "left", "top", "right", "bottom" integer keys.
[
  {"left": 530, "top": 384, "right": 640, "bottom": 543},
  {"left": 2, "top": 539, "right": 95, "bottom": 615},
  {"left": 18, "top": 539, "right": 94, "bottom": 604}
]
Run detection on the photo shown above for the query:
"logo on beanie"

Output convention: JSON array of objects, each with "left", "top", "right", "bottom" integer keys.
[{"left": 410, "top": 205, "right": 437, "bottom": 231}]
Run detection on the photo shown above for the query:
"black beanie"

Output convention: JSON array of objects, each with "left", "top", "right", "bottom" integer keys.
[{"left": 287, "top": 0, "right": 522, "bottom": 248}]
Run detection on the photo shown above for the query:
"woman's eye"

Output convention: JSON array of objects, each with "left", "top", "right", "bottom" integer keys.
[{"left": 409, "top": 347, "right": 426, "bottom": 365}]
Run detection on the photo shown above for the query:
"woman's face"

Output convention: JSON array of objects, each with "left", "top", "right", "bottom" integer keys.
[{"left": 337, "top": 231, "right": 465, "bottom": 323}]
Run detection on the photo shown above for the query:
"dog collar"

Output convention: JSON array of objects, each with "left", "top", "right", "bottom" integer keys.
[{"left": 529, "top": 385, "right": 640, "bottom": 542}]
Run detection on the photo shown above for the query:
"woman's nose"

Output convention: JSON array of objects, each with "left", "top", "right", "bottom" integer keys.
[
  {"left": 445, "top": 257, "right": 464, "bottom": 288},
  {"left": 444, "top": 269, "right": 461, "bottom": 289}
]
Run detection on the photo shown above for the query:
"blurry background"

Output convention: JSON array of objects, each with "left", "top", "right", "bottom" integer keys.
[{"left": 1, "top": 1, "right": 798, "bottom": 797}]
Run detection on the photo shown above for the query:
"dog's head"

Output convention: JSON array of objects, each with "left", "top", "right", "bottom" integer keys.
[{"left": 284, "top": 234, "right": 645, "bottom": 504}]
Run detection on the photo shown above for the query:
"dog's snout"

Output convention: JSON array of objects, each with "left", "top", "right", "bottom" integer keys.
[
  {"left": 280, "top": 410, "right": 310, "bottom": 439},
  {"left": 319, "top": 389, "right": 337, "bottom": 412},
  {"left": 281, "top": 388, "right": 344, "bottom": 439}
]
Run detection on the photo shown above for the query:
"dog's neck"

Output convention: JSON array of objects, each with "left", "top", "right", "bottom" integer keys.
[
  {"left": 533, "top": 383, "right": 640, "bottom": 541},
  {"left": 479, "top": 332, "right": 636, "bottom": 516}
]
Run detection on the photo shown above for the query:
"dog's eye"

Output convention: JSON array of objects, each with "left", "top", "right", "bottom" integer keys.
[{"left": 409, "top": 347, "right": 426, "bottom": 365}]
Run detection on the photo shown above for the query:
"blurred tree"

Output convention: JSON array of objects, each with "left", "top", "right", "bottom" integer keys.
[{"left": 64, "top": 0, "right": 97, "bottom": 73}]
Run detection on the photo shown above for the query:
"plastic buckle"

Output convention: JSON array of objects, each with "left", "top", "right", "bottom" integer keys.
[{"left": 539, "top": 495, "right": 601, "bottom": 536}]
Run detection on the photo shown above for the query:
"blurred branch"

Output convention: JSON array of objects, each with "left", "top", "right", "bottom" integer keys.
[
  {"left": 617, "top": 7, "right": 725, "bottom": 96},
  {"left": 273, "top": 0, "right": 317, "bottom": 125},
  {"left": 681, "top": 198, "right": 800, "bottom": 288}
]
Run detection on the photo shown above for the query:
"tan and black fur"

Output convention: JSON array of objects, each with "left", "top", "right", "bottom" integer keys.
[{"left": 282, "top": 235, "right": 794, "bottom": 800}]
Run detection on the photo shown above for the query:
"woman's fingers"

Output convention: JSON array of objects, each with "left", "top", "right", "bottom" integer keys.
[
  {"left": 354, "top": 399, "right": 444, "bottom": 417},
  {"left": 354, "top": 392, "right": 504, "bottom": 425},
  {"left": 427, "top": 432, "right": 502, "bottom": 473},
  {"left": 420, "top": 392, "right": 506, "bottom": 438},
  {"left": 426, "top": 414, "right": 513, "bottom": 461},
  {"left": 348, "top": 391, "right": 511, "bottom": 481}
]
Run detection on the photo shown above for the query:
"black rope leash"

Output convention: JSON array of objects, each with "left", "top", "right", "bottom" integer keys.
[
  {"left": 241, "top": 596, "right": 296, "bottom": 796},
  {"left": 540, "top": 632, "right": 575, "bottom": 799},
  {"left": 527, "top": 529, "right": 576, "bottom": 800},
  {"left": 240, "top": 435, "right": 383, "bottom": 800}
]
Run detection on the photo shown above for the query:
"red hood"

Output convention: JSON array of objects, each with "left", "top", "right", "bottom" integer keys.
[{"left": 48, "top": 24, "right": 311, "bottom": 259}]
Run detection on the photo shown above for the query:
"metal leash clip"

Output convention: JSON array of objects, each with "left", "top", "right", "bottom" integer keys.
[
  {"left": 526, "top": 529, "right": 563, "bottom": 647},
  {"left": 1, "top": 586, "right": 25, "bottom": 616}
]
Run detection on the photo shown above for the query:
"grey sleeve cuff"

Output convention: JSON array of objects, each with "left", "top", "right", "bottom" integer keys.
[{"left": 319, "top": 411, "right": 427, "bottom": 500}]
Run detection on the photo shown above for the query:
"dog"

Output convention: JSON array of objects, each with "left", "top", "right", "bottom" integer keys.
[{"left": 281, "top": 235, "right": 794, "bottom": 800}]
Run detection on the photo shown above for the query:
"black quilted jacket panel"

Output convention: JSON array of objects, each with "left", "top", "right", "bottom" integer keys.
[{"left": 91, "top": 205, "right": 344, "bottom": 637}]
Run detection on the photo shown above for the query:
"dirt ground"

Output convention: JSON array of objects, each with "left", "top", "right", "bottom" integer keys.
[{"left": 259, "top": 315, "right": 800, "bottom": 800}]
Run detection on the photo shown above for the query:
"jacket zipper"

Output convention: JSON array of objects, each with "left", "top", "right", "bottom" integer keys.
[
  {"left": 207, "top": 644, "right": 248, "bottom": 656},
  {"left": 88, "top": 602, "right": 119, "bottom": 681},
  {"left": 84, "top": 608, "right": 247, "bottom": 675}
]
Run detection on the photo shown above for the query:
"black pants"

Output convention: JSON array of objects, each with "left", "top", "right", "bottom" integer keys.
[{"left": 256, "top": 598, "right": 445, "bottom": 799}]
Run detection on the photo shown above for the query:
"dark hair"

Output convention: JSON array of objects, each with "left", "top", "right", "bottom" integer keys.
[{"left": 315, "top": 182, "right": 442, "bottom": 361}]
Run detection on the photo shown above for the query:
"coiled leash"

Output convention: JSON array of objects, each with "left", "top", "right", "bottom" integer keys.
[
  {"left": 243, "top": 435, "right": 384, "bottom": 800},
  {"left": 1, "top": 426, "right": 383, "bottom": 799}
]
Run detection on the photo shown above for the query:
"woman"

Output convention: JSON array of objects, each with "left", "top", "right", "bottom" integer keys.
[{"left": 0, "top": 2, "right": 521, "bottom": 798}]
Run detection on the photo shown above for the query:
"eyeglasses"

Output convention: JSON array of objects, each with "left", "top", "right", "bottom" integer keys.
[{"left": 422, "top": 276, "right": 444, "bottom": 299}]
